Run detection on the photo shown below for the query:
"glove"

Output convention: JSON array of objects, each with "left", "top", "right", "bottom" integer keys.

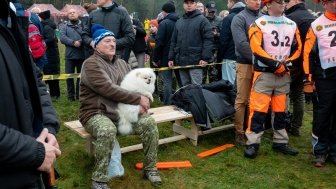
[
  {"left": 303, "top": 74, "right": 315, "bottom": 93},
  {"left": 274, "top": 64, "right": 287, "bottom": 77}
]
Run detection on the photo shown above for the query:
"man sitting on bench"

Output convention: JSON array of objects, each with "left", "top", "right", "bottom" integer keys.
[{"left": 79, "top": 24, "right": 161, "bottom": 189}]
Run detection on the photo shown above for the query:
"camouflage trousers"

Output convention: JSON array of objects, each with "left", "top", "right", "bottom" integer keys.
[{"left": 84, "top": 114, "right": 159, "bottom": 182}]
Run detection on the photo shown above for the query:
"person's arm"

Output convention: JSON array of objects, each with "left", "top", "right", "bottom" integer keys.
[
  {"left": 286, "top": 28, "right": 302, "bottom": 63},
  {"left": 201, "top": 18, "right": 214, "bottom": 62},
  {"left": 231, "top": 15, "right": 253, "bottom": 62},
  {"left": 303, "top": 27, "right": 317, "bottom": 76},
  {"left": 153, "top": 22, "right": 166, "bottom": 63},
  {"left": 217, "top": 16, "right": 232, "bottom": 62},
  {"left": 133, "top": 19, "right": 146, "bottom": 38},
  {"left": 59, "top": 25, "right": 75, "bottom": 46},
  {"left": 82, "top": 14, "right": 93, "bottom": 47},
  {"left": 168, "top": 26, "right": 178, "bottom": 61},
  {"left": 42, "top": 25, "right": 55, "bottom": 46},
  {"left": 0, "top": 123, "right": 45, "bottom": 169},
  {"left": 82, "top": 59, "right": 141, "bottom": 105},
  {"left": 116, "top": 12, "right": 135, "bottom": 50}
]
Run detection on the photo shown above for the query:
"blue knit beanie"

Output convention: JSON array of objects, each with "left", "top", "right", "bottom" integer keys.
[{"left": 91, "top": 24, "right": 115, "bottom": 48}]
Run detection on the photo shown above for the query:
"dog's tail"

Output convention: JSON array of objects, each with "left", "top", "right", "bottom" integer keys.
[{"left": 118, "top": 115, "right": 133, "bottom": 135}]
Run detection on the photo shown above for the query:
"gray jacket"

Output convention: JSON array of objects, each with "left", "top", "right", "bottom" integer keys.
[
  {"left": 60, "top": 20, "right": 85, "bottom": 60},
  {"left": 168, "top": 10, "right": 214, "bottom": 66},
  {"left": 82, "top": 3, "right": 135, "bottom": 58},
  {"left": 231, "top": 7, "right": 261, "bottom": 64}
]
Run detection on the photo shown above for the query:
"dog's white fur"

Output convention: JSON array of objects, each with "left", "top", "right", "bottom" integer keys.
[{"left": 117, "top": 68, "right": 156, "bottom": 135}]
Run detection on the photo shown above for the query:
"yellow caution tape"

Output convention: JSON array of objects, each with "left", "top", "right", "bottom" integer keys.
[{"left": 42, "top": 62, "right": 224, "bottom": 80}]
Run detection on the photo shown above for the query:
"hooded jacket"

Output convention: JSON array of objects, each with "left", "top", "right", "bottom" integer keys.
[
  {"left": 153, "top": 12, "right": 179, "bottom": 67},
  {"left": 168, "top": 10, "right": 214, "bottom": 66},
  {"left": 0, "top": 2, "right": 59, "bottom": 187}
]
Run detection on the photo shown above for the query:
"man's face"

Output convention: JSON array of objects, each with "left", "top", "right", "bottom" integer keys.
[
  {"left": 96, "top": 36, "right": 116, "bottom": 58},
  {"left": 96, "top": 0, "right": 110, "bottom": 7},
  {"left": 268, "top": 0, "right": 286, "bottom": 15},
  {"left": 184, "top": 1, "right": 197, "bottom": 12},
  {"left": 207, "top": 10, "right": 216, "bottom": 18},
  {"left": 245, "top": 0, "right": 261, "bottom": 11},
  {"left": 68, "top": 9, "right": 78, "bottom": 21},
  {"left": 196, "top": 2, "right": 205, "bottom": 13},
  {"left": 323, "top": 0, "right": 336, "bottom": 14}
]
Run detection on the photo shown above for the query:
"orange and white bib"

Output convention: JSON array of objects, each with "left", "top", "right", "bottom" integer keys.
[{"left": 311, "top": 15, "right": 336, "bottom": 69}]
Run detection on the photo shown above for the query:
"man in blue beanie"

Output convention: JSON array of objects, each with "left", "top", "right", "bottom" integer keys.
[{"left": 79, "top": 24, "right": 161, "bottom": 189}]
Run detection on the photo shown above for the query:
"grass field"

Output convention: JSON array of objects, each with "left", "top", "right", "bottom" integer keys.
[{"left": 53, "top": 44, "right": 336, "bottom": 189}]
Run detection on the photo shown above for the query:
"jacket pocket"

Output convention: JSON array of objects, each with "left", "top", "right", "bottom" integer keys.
[{"left": 187, "top": 47, "right": 202, "bottom": 65}]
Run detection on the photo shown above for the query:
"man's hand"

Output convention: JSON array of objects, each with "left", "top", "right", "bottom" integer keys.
[
  {"left": 168, "top": 61, "right": 174, "bottom": 68},
  {"left": 199, "top": 60, "right": 208, "bottom": 67},
  {"left": 274, "top": 62, "right": 287, "bottom": 77},
  {"left": 139, "top": 105, "right": 147, "bottom": 115},
  {"left": 36, "top": 129, "right": 61, "bottom": 173},
  {"left": 74, "top": 41, "right": 81, "bottom": 48},
  {"left": 46, "top": 133, "right": 60, "bottom": 150},
  {"left": 139, "top": 95, "right": 150, "bottom": 111}
]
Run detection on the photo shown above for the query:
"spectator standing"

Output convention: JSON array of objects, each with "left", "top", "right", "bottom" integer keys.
[
  {"left": 39, "top": 10, "right": 61, "bottom": 99},
  {"left": 154, "top": 2, "right": 182, "bottom": 105},
  {"left": 217, "top": 0, "right": 245, "bottom": 85},
  {"left": 284, "top": 0, "right": 315, "bottom": 136},
  {"left": 245, "top": 0, "right": 301, "bottom": 158},
  {"left": 131, "top": 18, "right": 147, "bottom": 68},
  {"left": 60, "top": 9, "right": 85, "bottom": 101},
  {"left": 231, "top": 0, "right": 262, "bottom": 145},
  {"left": 303, "top": 0, "right": 336, "bottom": 167},
  {"left": 80, "top": 24, "right": 161, "bottom": 189},
  {"left": 168, "top": 0, "right": 213, "bottom": 86},
  {"left": 82, "top": 3, "right": 98, "bottom": 59},
  {"left": 82, "top": 0, "right": 135, "bottom": 61},
  {"left": 0, "top": 1, "right": 61, "bottom": 187}
]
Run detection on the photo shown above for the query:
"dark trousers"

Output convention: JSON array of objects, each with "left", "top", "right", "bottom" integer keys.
[
  {"left": 289, "top": 78, "right": 305, "bottom": 131},
  {"left": 312, "top": 79, "right": 336, "bottom": 156},
  {"left": 161, "top": 69, "right": 182, "bottom": 105},
  {"left": 65, "top": 59, "right": 83, "bottom": 100}
]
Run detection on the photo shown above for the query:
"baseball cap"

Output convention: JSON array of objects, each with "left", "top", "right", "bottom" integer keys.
[{"left": 206, "top": 1, "right": 217, "bottom": 12}]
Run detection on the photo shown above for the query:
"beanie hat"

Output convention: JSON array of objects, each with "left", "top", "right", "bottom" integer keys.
[
  {"left": 149, "top": 19, "right": 159, "bottom": 28},
  {"left": 162, "top": 2, "right": 175, "bottom": 13},
  {"left": 91, "top": 24, "right": 115, "bottom": 48},
  {"left": 38, "top": 10, "right": 50, "bottom": 20}
]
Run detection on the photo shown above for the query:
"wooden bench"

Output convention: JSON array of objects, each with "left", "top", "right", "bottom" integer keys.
[{"left": 64, "top": 105, "right": 233, "bottom": 155}]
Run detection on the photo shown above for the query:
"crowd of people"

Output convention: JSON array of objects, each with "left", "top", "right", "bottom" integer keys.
[{"left": 1, "top": 0, "right": 336, "bottom": 188}]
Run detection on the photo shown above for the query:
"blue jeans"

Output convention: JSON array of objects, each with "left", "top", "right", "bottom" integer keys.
[{"left": 221, "top": 59, "right": 236, "bottom": 85}]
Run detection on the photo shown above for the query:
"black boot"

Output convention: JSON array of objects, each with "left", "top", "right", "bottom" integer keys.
[
  {"left": 244, "top": 144, "right": 259, "bottom": 159},
  {"left": 272, "top": 144, "right": 299, "bottom": 156}
]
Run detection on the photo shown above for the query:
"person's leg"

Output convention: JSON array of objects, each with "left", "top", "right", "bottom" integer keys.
[
  {"left": 173, "top": 69, "right": 183, "bottom": 88},
  {"left": 189, "top": 68, "right": 203, "bottom": 85},
  {"left": 289, "top": 79, "right": 305, "bottom": 136},
  {"left": 84, "top": 114, "right": 117, "bottom": 184},
  {"left": 133, "top": 115, "right": 161, "bottom": 184},
  {"left": 179, "top": 69, "right": 191, "bottom": 86},
  {"left": 222, "top": 59, "right": 236, "bottom": 85},
  {"left": 65, "top": 59, "right": 75, "bottom": 100},
  {"left": 135, "top": 52, "right": 145, "bottom": 68},
  {"left": 161, "top": 70, "right": 173, "bottom": 105},
  {"left": 75, "top": 59, "right": 84, "bottom": 99},
  {"left": 329, "top": 93, "right": 336, "bottom": 164},
  {"left": 234, "top": 63, "right": 253, "bottom": 143}
]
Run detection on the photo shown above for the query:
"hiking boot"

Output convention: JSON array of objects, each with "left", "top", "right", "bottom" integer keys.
[
  {"left": 314, "top": 154, "right": 327, "bottom": 167},
  {"left": 272, "top": 144, "right": 299, "bottom": 156},
  {"left": 144, "top": 170, "right": 162, "bottom": 185},
  {"left": 244, "top": 145, "right": 259, "bottom": 159},
  {"left": 235, "top": 133, "right": 246, "bottom": 146},
  {"left": 92, "top": 181, "right": 110, "bottom": 189}
]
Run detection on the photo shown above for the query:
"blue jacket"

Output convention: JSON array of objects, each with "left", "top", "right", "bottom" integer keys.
[{"left": 60, "top": 20, "right": 85, "bottom": 60}]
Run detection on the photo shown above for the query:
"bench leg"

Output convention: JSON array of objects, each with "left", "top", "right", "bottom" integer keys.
[
  {"left": 173, "top": 118, "right": 199, "bottom": 146},
  {"left": 189, "top": 118, "right": 199, "bottom": 146}
]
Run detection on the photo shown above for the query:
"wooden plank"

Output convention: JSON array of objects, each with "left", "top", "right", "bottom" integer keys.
[
  {"left": 135, "top": 161, "right": 192, "bottom": 170},
  {"left": 74, "top": 127, "right": 91, "bottom": 138},
  {"left": 197, "top": 144, "right": 235, "bottom": 158},
  {"left": 198, "top": 124, "right": 234, "bottom": 136},
  {"left": 173, "top": 124, "right": 198, "bottom": 141},
  {"left": 121, "top": 135, "right": 187, "bottom": 153},
  {"left": 64, "top": 120, "right": 82, "bottom": 130}
]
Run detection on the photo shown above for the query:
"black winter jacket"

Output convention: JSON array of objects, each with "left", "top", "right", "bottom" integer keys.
[
  {"left": 168, "top": 10, "right": 214, "bottom": 66},
  {"left": 60, "top": 20, "right": 85, "bottom": 60},
  {"left": 285, "top": 3, "right": 315, "bottom": 81},
  {"left": 0, "top": 9, "right": 59, "bottom": 188},
  {"left": 82, "top": 3, "right": 135, "bottom": 59},
  {"left": 153, "top": 12, "right": 179, "bottom": 67},
  {"left": 41, "top": 18, "right": 60, "bottom": 75},
  {"left": 132, "top": 19, "right": 147, "bottom": 54},
  {"left": 217, "top": 4, "right": 245, "bottom": 62}
]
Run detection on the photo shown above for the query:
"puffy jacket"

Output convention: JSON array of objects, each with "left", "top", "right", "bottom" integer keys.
[
  {"left": 132, "top": 18, "right": 147, "bottom": 54},
  {"left": 153, "top": 12, "right": 179, "bottom": 67},
  {"left": 168, "top": 10, "right": 214, "bottom": 66},
  {"left": 60, "top": 20, "right": 85, "bottom": 60}
]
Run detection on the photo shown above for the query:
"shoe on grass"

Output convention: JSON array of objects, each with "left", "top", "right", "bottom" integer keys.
[
  {"left": 244, "top": 145, "right": 259, "bottom": 159},
  {"left": 272, "top": 144, "right": 299, "bottom": 156},
  {"left": 92, "top": 181, "right": 110, "bottom": 189},
  {"left": 144, "top": 170, "right": 162, "bottom": 185},
  {"left": 314, "top": 154, "right": 327, "bottom": 167}
]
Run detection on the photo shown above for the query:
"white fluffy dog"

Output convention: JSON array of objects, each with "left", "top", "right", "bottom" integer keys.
[{"left": 117, "top": 68, "right": 156, "bottom": 135}]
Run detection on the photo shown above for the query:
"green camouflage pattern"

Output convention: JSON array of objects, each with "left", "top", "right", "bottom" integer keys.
[{"left": 84, "top": 114, "right": 159, "bottom": 182}]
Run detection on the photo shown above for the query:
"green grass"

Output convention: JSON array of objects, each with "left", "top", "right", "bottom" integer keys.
[{"left": 53, "top": 44, "right": 336, "bottom": 189}]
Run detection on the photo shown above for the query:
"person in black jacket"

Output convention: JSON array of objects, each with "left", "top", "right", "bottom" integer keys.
[
  {"left": 168, "top": 0, "right": 213, "bottom": 86},
  {"left": 153, "top": 2, "right": 182, "bottom": 105},
  {"left": 131, "top": 18, "right": 147, "bottom": 68},
  {"left": 284, "top": 0, "right": 315, "bottom": 136},
  {"left": 217, "top": 0, "right": 245, "bottom": 85},
  {"left": 0, "top": 1, "right": 61, "bottom": 188},
  {"left": 39, "top": 10, "right": 61, "bottom": 99}
]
